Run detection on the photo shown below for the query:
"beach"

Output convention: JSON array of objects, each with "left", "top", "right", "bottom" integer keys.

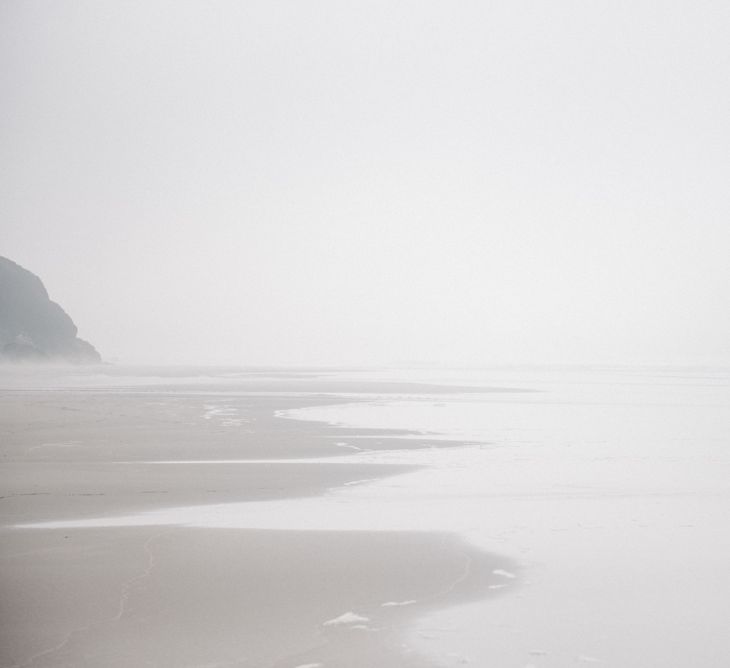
[
  {"left": 4, "top": 0, "right": 729, "bottom": 664},
  {"left": 2, "top": 365, "right": 729, "bottom": 667},
  {"left": 0, "top": 367, "right": 517, "bottom": 667}
]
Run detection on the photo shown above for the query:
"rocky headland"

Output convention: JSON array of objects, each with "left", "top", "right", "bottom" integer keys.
[{"left": 0, "top": 256, "right": 101, "bottom": 363}]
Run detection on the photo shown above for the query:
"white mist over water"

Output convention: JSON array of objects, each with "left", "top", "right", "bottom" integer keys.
[{"left": 4, "top": 1, "right": 730, "bottom": 367}]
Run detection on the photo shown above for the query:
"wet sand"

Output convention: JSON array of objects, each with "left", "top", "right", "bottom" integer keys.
[
  {"left": 0, "top": 461, "right": 417, "bottom": 525},
  {"left": 1, "top": 527, "right": 514, "bottom": 668},
  {"left": 0, "top": 369, "right": 515, "bottom": 667}
]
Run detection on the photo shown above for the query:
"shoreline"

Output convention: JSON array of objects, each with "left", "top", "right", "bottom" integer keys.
[{"left": 0, "top": 369, "right": 515, "bottom": 667}]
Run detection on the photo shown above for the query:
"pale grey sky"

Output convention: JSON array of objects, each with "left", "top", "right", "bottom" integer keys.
[{"left": 2, "top": 0, "right": 729, "bottom": 366}]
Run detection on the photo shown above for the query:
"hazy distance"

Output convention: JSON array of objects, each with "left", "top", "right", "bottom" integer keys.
[{"left": 2, "top": 0, "right": 729, "bottom": 366}]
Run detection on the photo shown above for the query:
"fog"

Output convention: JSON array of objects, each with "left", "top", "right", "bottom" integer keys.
[{"left": 2, "top": 0, "right": 729, "bottom": 366}]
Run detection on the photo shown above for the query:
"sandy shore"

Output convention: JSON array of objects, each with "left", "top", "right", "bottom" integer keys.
[
  {"left": 1, "top": 527, "right": 514, "bottom": 668},
  {"left": 0, "top": 369, "right": 514, "bottom": 667}
]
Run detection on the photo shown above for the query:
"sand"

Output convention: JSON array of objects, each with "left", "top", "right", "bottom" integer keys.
[
  {"left": 1, "top": 528, "right": 515, "bottom": 668},
  {"left": 0, "top": 368, "right": 513, "bottom": 667}
]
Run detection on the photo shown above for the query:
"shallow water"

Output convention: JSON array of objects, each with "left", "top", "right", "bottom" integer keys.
[{"left": 290, "top": 367, "right": 730, "bottom": 667}]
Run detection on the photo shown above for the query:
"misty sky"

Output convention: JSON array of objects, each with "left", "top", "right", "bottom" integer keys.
[{"left": 2, "top": 1, "right": 729, "bottom": 366}]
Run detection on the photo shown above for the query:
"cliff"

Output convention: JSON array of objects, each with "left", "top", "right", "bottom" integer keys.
[{"left": 0, "top": 256, "right": 101, "bottom": 363}]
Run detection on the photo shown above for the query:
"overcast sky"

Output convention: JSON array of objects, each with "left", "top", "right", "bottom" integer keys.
[{"left": 2, "top": 0, "right": 729, "bottom": 366}]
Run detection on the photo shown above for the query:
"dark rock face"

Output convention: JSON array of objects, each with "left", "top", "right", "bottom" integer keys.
[{"left": 0, "top": 256, "right": 101, "bottom": 363}]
